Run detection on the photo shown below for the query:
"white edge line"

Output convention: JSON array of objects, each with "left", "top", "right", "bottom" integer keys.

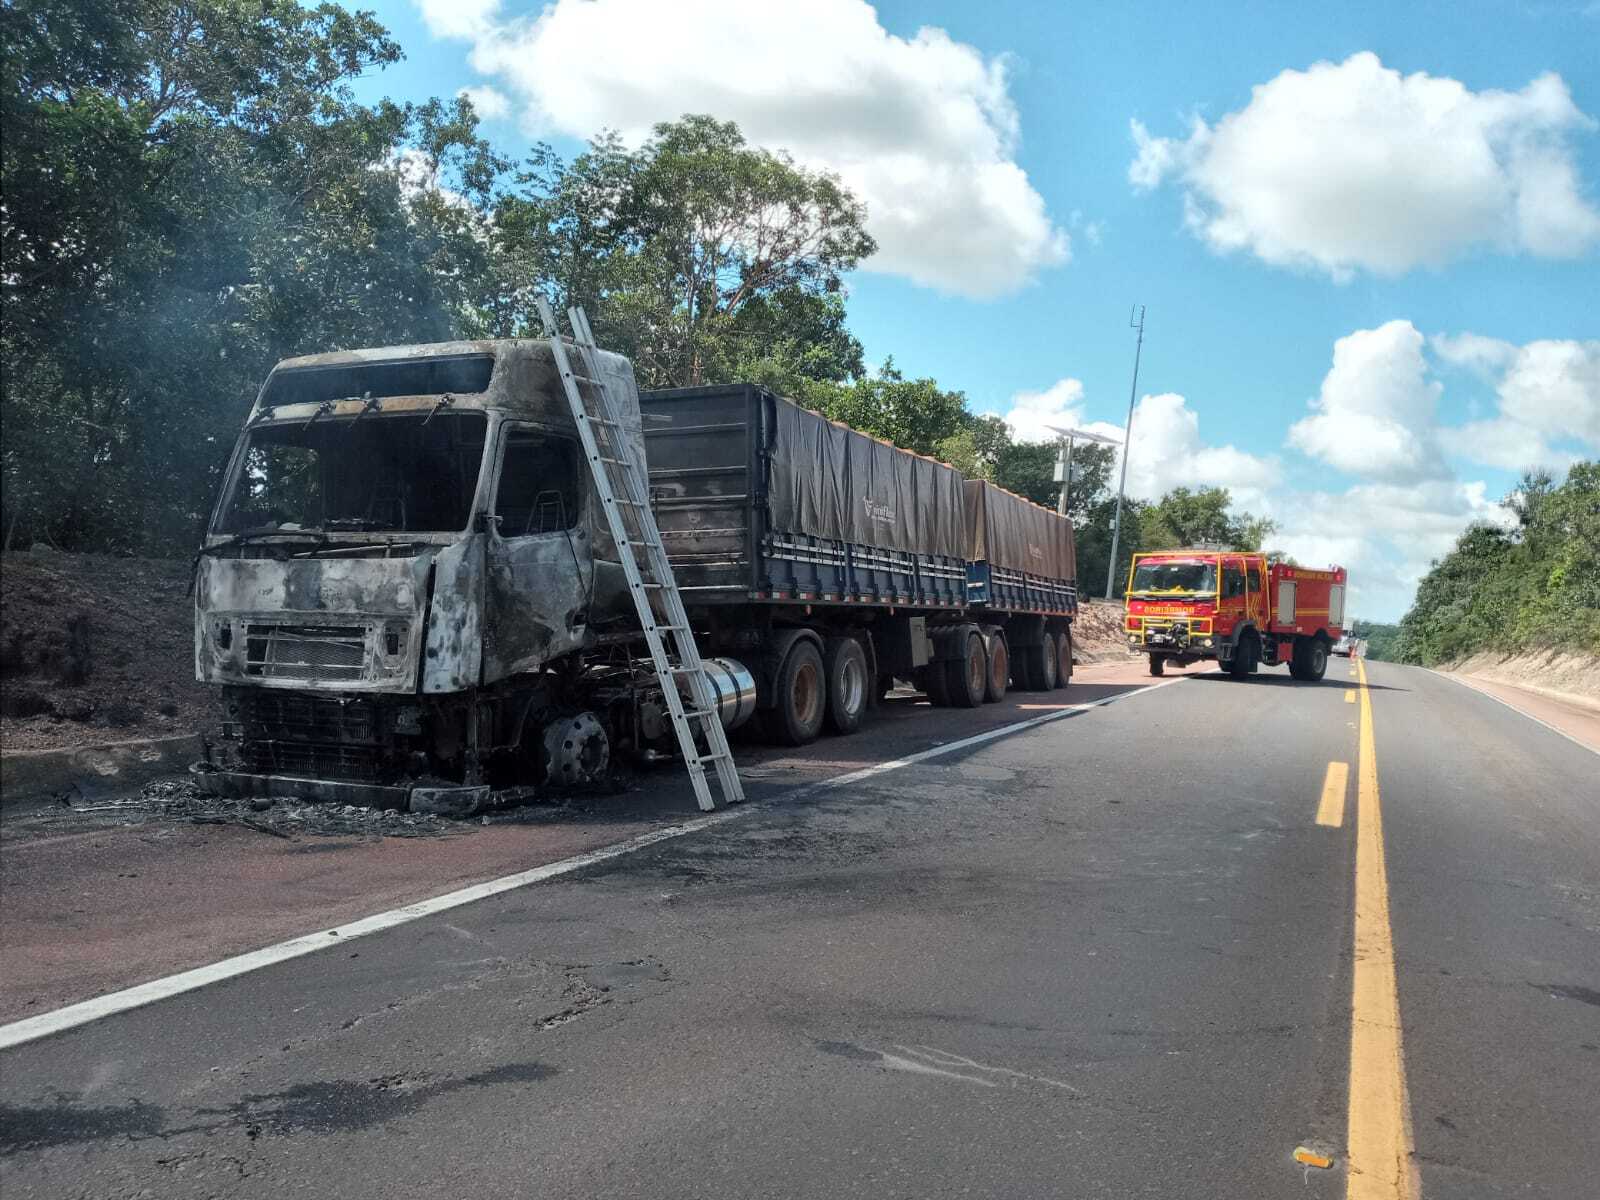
[
  {"left": 0, "top": 675, "right": 1185, "bottom": 1052},
  {"left": 1427, "top": 667, "right": 1600, "bottom": 758}
]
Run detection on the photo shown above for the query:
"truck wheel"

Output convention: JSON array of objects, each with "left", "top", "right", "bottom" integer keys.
[
  {"left": 1300, "top": 637, "right": 1329, "bottom": 682},
  {"left": 822, "top": 637, "right": 869, "bottom": 735},
  {"left": 1148, "top": 653, "right": 1165, "bottom": 677},
  {"left": 983, "top": 633, "right": 1008, "bottom": 703},
  {"left": 765, "top": 639, "right": 826, "bottom": 745},
  {"left": 921, "top": 661, "right": 951, "bottom": 707},
  {"left": 1018, "top": 640, "right": 1054, "bottom": 691},
  {"left": 1053, "top": 631, "right": 1073, "bottom": 688},
  {"left": 946, "top": 628, "right": 987, "bottom": 708},
  {"left": 1228, "top": 631, "right": 1260, "bottom": 678}
]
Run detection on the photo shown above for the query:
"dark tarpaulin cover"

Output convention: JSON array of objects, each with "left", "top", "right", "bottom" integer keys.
[
  {"left": 766, "top": 397, "right": 966, "bottom": 560},
  {"left": 963, "top": 480, "right": 1078, "bottom": 583}
]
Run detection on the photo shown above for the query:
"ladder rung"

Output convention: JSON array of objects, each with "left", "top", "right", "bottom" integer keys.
[
  {"left": 651, "top": 623, "right": 689, "bottom": 633},
  {"left": 581, "top": 414, "right": 622, "bottom": 428},
  {"left": 689, "top": 752, "right": 735, "bottom": 766},
  {"left": 596, "top": 455, "right": 629, "bottom": 466},
  {"left": 632, "top": 581, "right": 665, "bottom": 590},
  {"left": 674, "top": 709, "right": 716, "bottom": 722},
  {"left": 618, "top": 539, "right": 663, "bottom": 551}
]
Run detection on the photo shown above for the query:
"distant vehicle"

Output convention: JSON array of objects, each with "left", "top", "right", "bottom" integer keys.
[
  {"left": 1124, "top": 551, "right": 1347, "bottom": 680},
  {"left": 1333, "top": 632, "right": 1358, "bottom": 657}
]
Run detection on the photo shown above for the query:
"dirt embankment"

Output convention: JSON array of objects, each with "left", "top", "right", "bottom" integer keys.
[
  {"left": 1445, "top": 649, "right": 1600, "bottom": 710},
  {"left": 1, "top": 552, "right": 215, "bottom": 752},
  {"left": 1072, "top": 598, "right": 1138, "bottom": 664}
]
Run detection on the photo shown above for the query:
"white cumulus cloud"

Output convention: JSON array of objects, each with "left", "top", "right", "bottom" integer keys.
[
  {"left": 1435, "top": 334, "right": 1600, "bottom": 468},
  {"left": 1288, "top": 320, "right": 1449, "bottom": 483},
  {"left": 1001, "top": 383, "right": 1280, "bottom": 510},
  {"left": 417, "top": 0, "right": 1069, "bottom": 297},
  {"left": 457, "top": 84, "right": 510, "bottom": 121},
  {"left": 1131, "top": 52, "right": 1600, "bottom": 277},
  {"left": 1268, "top": 480, "right": 1513, "bottom": 621}
]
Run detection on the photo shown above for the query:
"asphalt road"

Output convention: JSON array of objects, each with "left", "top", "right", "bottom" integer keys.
[{"left": 1, "top": 660, "right": 1596, "bottom": 1199}]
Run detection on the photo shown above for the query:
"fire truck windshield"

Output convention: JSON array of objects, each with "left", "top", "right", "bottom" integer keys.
[{"left": 1131, "top": 560, "right": 1218, "bottom": 596}]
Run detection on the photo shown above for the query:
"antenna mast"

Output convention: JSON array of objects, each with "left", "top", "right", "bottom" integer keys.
[{"left": 1104, "top": 304, "right": 1145, "bottom": 600}]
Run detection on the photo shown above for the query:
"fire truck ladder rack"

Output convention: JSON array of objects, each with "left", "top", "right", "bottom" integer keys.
[{"left": 536, "top": 299, "right": 744, "bottom": 812}]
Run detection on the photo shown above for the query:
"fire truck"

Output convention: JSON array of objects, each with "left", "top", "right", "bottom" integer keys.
[{"left": 1123, "top": 551, "right": 1347, "bottom": 681}]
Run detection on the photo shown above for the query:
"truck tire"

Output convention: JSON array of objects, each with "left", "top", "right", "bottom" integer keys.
[
  {"left": 822, "top": 637, "right": 869, "bottom": 735},
  {"left": 1053, "top": 631, "right": 1073, "bottom": 688},
  {"left": 1148, "top": 653, "right": 1165, "bottom": 677},
  {"left": 1019, "top": 637, "right": 1057, "bottom": 691},
  {"left": 1222, "top": 630, "right": 1260, "bottom": 678},
  {"left": 983, "top": 633, "right": 1009, "bottom": 703},
  {"left": 765, "top": 639, "right": 826, "bottom": 745},
  {"left": 1227, "top": 630, "right": 1260, "bottom": 678},
  {"left": 921, "top": 662, "right": 951, "bottom": 707},
  {"left": 946, "top": 627, "right": 987, "bottom": 708},
  {"left": 1293, "top": 637, "right": 1329, "bottom": 682}
]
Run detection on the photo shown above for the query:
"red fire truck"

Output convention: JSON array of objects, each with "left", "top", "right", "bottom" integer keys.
[{"left": 1123, "top": 551, "right": 1347, "bottom": 681}]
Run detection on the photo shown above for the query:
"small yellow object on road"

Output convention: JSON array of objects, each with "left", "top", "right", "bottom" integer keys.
[
  {"left": 1294, "top": 1146, "right": 1335, "bottom": 1169},
  {"left": 1345, "top": 690, "right": 1356, "bottom": 703}
]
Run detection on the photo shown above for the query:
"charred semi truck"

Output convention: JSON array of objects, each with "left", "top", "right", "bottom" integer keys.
[{"left": 194, "top": 341, "right": 1077, "bottom": 810}]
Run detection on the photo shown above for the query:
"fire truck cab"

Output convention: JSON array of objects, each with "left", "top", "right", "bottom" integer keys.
[{"left": 1124, "top": 551, "right": 1347, "bottom": 681}]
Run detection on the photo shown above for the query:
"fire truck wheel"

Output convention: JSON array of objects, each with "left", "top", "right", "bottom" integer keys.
[
  {"left": 765, "top": 639, "right": 826, "bottom": 745},
  {"left": 983, "top": 633, "right": 1009, "bottom": 703},
  {"left": 1054, "top": 632, "right": 1073, "bottom": 687},
  {"left": 1300, "top": 638, "right": 1330, "bottom": 682},
  {"left": 1148, "top": 653, "right": 1165, "bottom": 677},
  {"left": 1228, "top": 631, "right": 1260, "bottom": 677},
  {"left": 822, "top": 637, "right": 869, "bottom": 734}
]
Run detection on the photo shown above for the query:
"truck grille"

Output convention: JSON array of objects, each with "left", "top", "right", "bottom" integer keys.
[
  {"left": 238, "top": 739, "right": 385, "bottom": 782},
  {"left": 234, "top": 690, "right": 382, "bottom": 744},
  {"left": 245, "top": 624, "right": 367, "bottom": 681}
]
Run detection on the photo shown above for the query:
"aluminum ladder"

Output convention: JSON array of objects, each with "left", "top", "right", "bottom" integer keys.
[{"left": 535, "top": 299, "right": 744, "bottom": 812}]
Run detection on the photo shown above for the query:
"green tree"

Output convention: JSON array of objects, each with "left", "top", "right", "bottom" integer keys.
[
  {"left": 1137, "top": 486, "right": 1275, "bottom": 551},
  {"left": 1, "top": 0, "right": 505, "bottom": 552}
]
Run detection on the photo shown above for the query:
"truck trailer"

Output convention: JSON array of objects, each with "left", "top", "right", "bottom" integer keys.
[
  {"left": 1123, "top": 550, "right": 1346, "bottom": 681},
  {"left": 192, "top": 341, "right": 1079, "bottom": 811}
]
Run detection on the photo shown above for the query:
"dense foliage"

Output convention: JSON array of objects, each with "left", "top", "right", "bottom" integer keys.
[
  {"left": 1348, "top": 620, "right": 1403, "bottom": 662},
  {"left": 1, "top": 0, "right": 1246, "bottom": 593},
  {"left": 1390, "top": 464, "right": 1600, "bottom": 665}
]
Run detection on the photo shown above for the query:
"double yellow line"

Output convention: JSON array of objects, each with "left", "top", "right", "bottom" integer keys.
[{"left": 1327, "top": 659, "right": 1419, "bottom": 1198}]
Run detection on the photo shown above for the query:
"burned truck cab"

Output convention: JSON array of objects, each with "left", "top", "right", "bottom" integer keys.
[{"left": 194, "top": 339, "right": 646, "bottom": 809}]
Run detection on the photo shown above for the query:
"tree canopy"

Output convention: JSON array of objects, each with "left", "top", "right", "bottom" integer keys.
[
  {"left": 2, "top": 0, "right": 1296, "bottom": 591},
  {"left": 1391, "top": 464, "right": 1600, "bottom": 665}
]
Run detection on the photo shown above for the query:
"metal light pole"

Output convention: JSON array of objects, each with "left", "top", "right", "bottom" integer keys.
[
  {"left": 1046, "top": 425, "right": 1121, "bottom": 518},
  {"left": 1104, "top": 305, "right": 1145, "bottom": 600}
]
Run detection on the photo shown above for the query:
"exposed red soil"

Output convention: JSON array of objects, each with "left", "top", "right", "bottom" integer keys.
[{"left": 0, "top": 551, "right": 215, "bottom": 752}]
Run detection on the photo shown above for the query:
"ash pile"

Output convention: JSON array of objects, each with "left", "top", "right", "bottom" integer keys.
[{"left": 87, "top": 779, "right": 471, "bottom": 840}]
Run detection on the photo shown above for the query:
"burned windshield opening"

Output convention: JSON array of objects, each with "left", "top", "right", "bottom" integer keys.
[
  {"left": 1132, "top": 560, "right": 1218, "bottom": 595},
  {"left": 261, "top": 354, "right": 494, "bottom": 409},
  {"left": 217, "top": 412, "right": 487, "bottom": 534}
]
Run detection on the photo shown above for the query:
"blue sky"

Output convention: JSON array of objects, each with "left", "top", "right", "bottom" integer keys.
[{"left": 351, "top": 1, "right": 1600, "bottom": 619}]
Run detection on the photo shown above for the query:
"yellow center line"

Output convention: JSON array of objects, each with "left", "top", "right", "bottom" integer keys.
[
  {"left": 1346, "top": 658, "right": 1419, "bottom": 1199},
  {"left": 1316, "top": 761, "right": 1350, "bottom": 827}
]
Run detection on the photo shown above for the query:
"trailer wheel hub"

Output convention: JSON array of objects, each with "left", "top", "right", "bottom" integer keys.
[{"left": 543, "top": 712, "right": 610, "bottom": 787}]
